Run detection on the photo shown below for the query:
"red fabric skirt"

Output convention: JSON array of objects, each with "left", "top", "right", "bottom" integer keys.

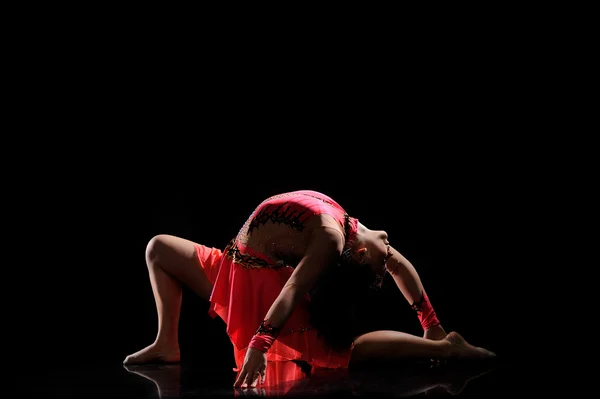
[{"left": 195, "top": 243, "right": 353, "bottom": 370}]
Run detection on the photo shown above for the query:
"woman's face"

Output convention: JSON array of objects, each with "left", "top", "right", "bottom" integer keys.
[{"left": 355, "top": 222, "right": 391, "bottom": 276}]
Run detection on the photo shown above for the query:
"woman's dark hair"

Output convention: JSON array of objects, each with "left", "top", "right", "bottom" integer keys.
[{"left": 307, "top": 255, "right": 384, "bottom": 352}]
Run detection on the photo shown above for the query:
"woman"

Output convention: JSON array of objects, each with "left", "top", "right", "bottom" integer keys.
[{"left": 123, "top": 190, "right": 495, "bottom": 389}]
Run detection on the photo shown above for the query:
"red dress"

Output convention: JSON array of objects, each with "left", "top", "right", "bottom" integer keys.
[{"left": 194, "top": 190, "right": 358, "bottom": 370}]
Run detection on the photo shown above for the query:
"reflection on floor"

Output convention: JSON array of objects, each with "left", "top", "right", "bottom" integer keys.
[{"left": 21, "top": 356, "right": 516, "bottom": 398}]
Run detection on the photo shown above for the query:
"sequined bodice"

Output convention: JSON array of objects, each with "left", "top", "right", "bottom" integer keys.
[{"left": 224, "top": 190, "right": 351, "bottom": 269}]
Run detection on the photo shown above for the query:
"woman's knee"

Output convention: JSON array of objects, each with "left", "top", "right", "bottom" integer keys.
[
  {"left": 146, "top": 234, "right": 176, "bottom": 264},
  {"left": 349, "top": 335, "right": 369, "bottom": 363},
  {"left": 349, "top": 331, "right": 391, "bottom": 363},
  {"left": 145, "top": 234, "right": 197, "bottom": 266}
]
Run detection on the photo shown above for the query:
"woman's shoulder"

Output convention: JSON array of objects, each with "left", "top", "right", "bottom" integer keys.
[{"left": 305, "top": 214, "right": 346, "bottom": 247}]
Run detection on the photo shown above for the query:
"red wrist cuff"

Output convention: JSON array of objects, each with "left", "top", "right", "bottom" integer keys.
[
  {"left": 411, "top": 291, "right": 440, "bottom": 331},
  {"left": 248, "top": 319, "right": 280, "bottom": 353},
  {"left": 248, "top": 334, "right": 276, "bottom": 353}
]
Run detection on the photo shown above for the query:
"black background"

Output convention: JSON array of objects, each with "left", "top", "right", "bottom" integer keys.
[
  {"left": 10, "top": 38, "right": 554, "bottom": 371},
  {"left": 5, "top": 18, "right": 585, "bottom": 399}
]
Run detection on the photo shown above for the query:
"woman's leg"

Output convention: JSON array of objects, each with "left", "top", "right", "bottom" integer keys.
[
  {"left": 350, "top": 330, "right": 495, "bottom": 365},
  {"left": 123, "top": 234, "right": 215, "bottom": 365}
]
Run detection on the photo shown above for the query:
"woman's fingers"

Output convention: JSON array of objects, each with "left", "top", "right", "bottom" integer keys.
[
  {"left": 250, "top": 371, "right": 260, "bottom": 388},
  {"left": 234, "top": 369, "right": 247, "bottom": 388},
  {"left": 245, "top": 369, "right": 259, "bottom": 388},
  {"left": 429, "top": 358, "right": 447, "bottom": 368},
  {"left": 235, "top": 365, "right": 267, "bottom": 389},
  {"left": 260, "top": 364, "right": 267, "bottom": 384}
]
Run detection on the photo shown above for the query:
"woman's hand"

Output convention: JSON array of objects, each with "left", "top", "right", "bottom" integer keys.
[
  {"left": 233, "top": 348, "right": 267, "bottom": 389},
  {"left": 423, "top": 324, "right": 447, "bottom": 341}
]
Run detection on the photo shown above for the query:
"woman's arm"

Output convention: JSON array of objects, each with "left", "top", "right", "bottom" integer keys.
[
  {"left": 234, "top": 222, "right": 344, "bottom": 388},
  {"left": 385, "top": 245, "right": 426, "bottom": 305},
  {"left": 386, "top": 245, "right": 446, "bottom": 339},
  {"left": 263, "top": 224, "right": 344, "bottom": 332}
]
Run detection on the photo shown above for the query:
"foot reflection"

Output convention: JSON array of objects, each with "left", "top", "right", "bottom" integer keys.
[
  {"left": 123, "top": 363, "right": 181, "bottom": 399},
  {"left": 348, "top": 361, "right": 498, "bottom": 397},
  {"left": 123, "top": 359, "right": 497, "bottom": 397}
]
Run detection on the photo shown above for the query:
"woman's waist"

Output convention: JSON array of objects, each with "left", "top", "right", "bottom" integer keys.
[{"left": 225, "top": 239, "right": 289, "bottom": 270}]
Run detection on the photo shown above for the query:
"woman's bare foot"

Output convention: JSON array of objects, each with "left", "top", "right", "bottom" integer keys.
[
  {"left": 123, "top": 342, "right": 181, "bottom": 365},
  {"left": 423, "top": 324, "right": 447, "bottom": 341},
  {"left": 443, "top": 332, "right": 496, "bottom": 360}
]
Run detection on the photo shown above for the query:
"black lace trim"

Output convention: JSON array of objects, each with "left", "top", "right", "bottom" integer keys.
[
  {"left": 411, "top": 291, "right": 427, "bottom": 315},
  {"left": 224, "top": 239, "right": 287, "bottom": 270},
  {"left": 247, "top": 192, "right": 341, "bottom": 234},
  {"left": 343, "top": 213, "right": 352, "bottom": 242},
  {"left": 248, "top": 202, "right": 308, "bottom": 234},
  {"left": 255, "top": 319, "right": 280, "bottom": 337}
]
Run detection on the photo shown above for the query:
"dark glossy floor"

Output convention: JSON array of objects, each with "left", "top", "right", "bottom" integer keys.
[{"left": 20, "top": 357, "right": 520, "bottom": 398}]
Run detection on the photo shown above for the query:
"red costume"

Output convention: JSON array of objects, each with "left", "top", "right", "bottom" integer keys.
[{"left": 194, "top": 190, "right": 358, "bottom": 370}]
